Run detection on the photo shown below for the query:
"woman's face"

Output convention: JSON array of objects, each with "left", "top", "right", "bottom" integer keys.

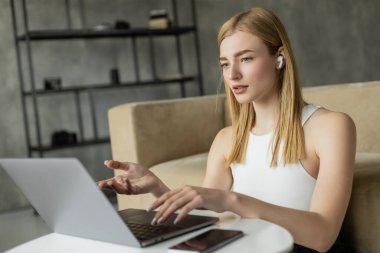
[{"left": 219, "top": 30, "right": 279, "bottom": 104}]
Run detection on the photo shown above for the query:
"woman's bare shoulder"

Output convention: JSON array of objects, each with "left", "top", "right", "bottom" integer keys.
[
  {"left": 307, "top": 107, "right": 355, "bottom": 131},
  {"left": 218, "top": 125, "right": 233, "bottom": 137},
  {"left": 215, "top": 126, "right": 234, "bottom": 146},
  {"left": 306, "top": 107, "right": 356, "bottom": 147},
  {"left": 210, "top": 126, "right": 233, "bottom": 158}
]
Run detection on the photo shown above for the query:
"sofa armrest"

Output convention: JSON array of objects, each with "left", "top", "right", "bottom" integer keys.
[{"left": 108, "top": 95, "right": 226, "bottom": 168}]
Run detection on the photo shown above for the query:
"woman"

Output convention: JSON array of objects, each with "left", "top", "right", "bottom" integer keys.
[{"left": 98, "top": 7, "right": 356, "bottom": 252}]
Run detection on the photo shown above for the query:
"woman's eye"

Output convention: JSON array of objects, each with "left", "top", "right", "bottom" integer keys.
[
  {"left": 220, "top": 62, "right": 229, "bottom": 68},
  {"left": 241, "top": 57, "right": 253, "bottom": 62}
]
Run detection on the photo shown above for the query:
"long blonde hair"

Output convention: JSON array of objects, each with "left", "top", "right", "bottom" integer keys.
[{"left": 218, "top": 7, "right": 305, "bottom": 167}]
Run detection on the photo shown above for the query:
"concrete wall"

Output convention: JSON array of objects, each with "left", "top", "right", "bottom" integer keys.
[{"left": 1, "top": 0, "right": 379, "bottom": 212}]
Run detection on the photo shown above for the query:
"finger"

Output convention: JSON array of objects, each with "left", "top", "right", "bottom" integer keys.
[
  {"left": 104, "top": 160, "right": 124, "bottom": 169},
  {"left": 174, "top": 195, "right": 204, "bottom": 224},
  {"left": 152, "top": 190, "right": 191, "bottom": 224},
  {"left": 115, "top": 175, "right": 126, "bottom": 186},
  {"left": 107, "top": 180, "right": 129, "bottom": 194},
  {"left": 160, "top": 189, "right": 200, "bottom": 224},
  {"left": 148, "top": 188, "right": 183, "bottom": 212},
  {"left": 104, "top": 160, "right": 130, "bottom": 171},
  {"left": 97, "top": 179, "right": 113, "bottom": 190},
  {"left": 97, "top": 177, "right": 114, "bottom": 185},
  {"left": 100, "top": 185, "right": 114, "bottom": 191},
  {"left": 97, "top": 180, "right": 105, "bottom": 187},
  {"left": 174, "top": 201, "right": 199, "bottom": 224},
  {"left": 107, "top": 181, "right": 125, "bottom": 194},
  {"left": 157, "top": 197, "right": 191, "bottom": 224}
]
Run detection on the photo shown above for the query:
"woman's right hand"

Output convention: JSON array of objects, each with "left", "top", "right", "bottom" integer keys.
[{"left": 97, "top": 160, "right": 169, "bottom": 197}]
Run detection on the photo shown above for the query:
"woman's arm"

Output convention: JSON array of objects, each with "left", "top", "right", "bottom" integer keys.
[
  {"left": 202, "top": 126, "right": 234, "bottom": 190},
  {"left": 226, "top": 111, "right": 356, "bottom": 252}
]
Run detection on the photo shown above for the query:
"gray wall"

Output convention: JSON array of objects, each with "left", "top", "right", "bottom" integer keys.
[{"left": 1, "top": 0, "right": 379, "bottom": 212}]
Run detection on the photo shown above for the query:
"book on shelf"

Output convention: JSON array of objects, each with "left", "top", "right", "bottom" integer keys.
[
  {"left": 149, "top": 9, "right": 171, "bottom": 29},
  {"left": 149, "top": 18, "right": 171, "bottom": 29}
]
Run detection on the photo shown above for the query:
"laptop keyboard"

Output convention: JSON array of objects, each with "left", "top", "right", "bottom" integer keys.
[
  {"left": 116, "top": 208, "right": 217, "bottom": 244},
  {"left": 127, "top": 223, "right": 178, "bottom": 241}
]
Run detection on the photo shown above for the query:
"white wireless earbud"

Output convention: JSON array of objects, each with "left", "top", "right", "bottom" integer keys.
[{"left": 276, "top": 55, "right": 284, "bottom": 69}]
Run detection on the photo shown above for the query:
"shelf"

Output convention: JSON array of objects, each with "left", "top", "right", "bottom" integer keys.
[
  {"left": 17, "top": 26, "right": 195, "bottom": 41},
  {"left": 23, "top": 75, "right": 196, "bottom": 96},
  {"left": 12, "top": 0, "right": 203, "bottom": 158},
  {"left": 30, "top": 137, "right": 110, "bottom": 152}
]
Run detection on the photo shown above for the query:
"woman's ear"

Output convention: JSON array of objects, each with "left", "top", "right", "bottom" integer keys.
[
  {"left": 276, "top": 46, "right": 285, "bottom": 56},
  {"left": 276, "top": 46, "right": 285, "bottom": 69}
]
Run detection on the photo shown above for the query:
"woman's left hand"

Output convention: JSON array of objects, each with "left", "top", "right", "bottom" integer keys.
[{"left": 148, "top": 185, "right": 230, "bottom": 225}]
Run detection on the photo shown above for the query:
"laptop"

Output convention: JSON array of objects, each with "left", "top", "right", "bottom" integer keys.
[{"left": 0, "top": 158, "right": 218, "bottom": 247}]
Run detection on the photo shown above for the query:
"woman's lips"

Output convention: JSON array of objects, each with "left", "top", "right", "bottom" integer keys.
[{"left": 232, "top": 85, "right": 248, "bottom": 94}]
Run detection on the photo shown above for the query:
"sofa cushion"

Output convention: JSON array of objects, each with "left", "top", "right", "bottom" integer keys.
[
  {"left": 119, "top": 153, "right": 208, "bottom": 210},
  {"left": 354, "top": 152, "right": 380, "bottom": 169},
  {"left": 151, "top": 152, "right": 208, "bottom": 188}
]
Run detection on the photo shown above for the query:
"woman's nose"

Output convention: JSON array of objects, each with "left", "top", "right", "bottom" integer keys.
[{"left": 228, "top": 64, "right": 242, "bottom": 81}]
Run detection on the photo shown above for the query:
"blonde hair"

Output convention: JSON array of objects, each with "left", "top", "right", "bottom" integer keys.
[{"left": 218, "top": 7, "right": 305, "bottom": 166}]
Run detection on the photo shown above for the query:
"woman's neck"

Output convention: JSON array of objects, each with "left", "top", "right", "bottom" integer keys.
[{"left": 251, "top": 94, "right": 280, "bottom": 135}]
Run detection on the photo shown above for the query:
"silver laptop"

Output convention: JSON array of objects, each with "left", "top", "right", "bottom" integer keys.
[{"left": 0, "top": 158, "right": 218, "bottom": 247}]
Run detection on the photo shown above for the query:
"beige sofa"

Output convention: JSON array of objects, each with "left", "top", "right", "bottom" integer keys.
[{"left": 108, "top": 81, "right": 380, "bottom": 253}]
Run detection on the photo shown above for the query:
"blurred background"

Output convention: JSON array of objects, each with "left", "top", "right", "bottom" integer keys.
[{"left": 0, "top": 0, "right": 379, "bottom": 214}]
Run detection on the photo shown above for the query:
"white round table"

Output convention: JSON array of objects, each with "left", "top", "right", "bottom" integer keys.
[{"left": 4, "top": 211, "right": 293, "bottom": 253}]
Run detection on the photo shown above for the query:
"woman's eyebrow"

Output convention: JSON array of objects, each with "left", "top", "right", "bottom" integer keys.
[{"left": 219, "top": 49, "right": 256, "bottom": 61}]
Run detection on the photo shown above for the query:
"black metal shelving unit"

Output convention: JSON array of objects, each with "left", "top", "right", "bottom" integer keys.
[
  {"left": 10, "top": 0, "right": 204, "bottom": 158},
  {"left": 17, "top": 26, "right": 196, "bottom": 40}
]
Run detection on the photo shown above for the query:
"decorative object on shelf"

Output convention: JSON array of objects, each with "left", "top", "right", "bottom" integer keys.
[
  {"left": 91, "top": 20, "right": 130, "bottom": 31},
  {"left": 51, "top": 130, "right": 78, "bottom": 147},
  {"left": 149, "top": 9, "right": 171, "bottom": 29},
  {"left": 44, "top": 77, "right": 62, "bottom": 90},
  {"left": 91, "top": 22, "right": 113, "bottom": 31},
  {"left": 114, "top": 20, "right": 130, "bottom": 30},
  {"left": 110, "top": 68, "right": 120, "bottom": 85}
]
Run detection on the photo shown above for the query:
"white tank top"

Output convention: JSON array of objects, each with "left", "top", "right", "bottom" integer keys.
[{"left": 231, "top": 104, "right": 320, "bottom": 211}]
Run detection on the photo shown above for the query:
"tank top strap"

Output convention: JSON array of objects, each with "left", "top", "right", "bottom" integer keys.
[{"left": 302, "top": 104, "right": 321, "bottom": 126}]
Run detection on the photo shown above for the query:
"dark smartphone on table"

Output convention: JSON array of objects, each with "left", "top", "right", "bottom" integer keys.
[{"left": 168, "top": 228, "right": 244, "bottom": 253}]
